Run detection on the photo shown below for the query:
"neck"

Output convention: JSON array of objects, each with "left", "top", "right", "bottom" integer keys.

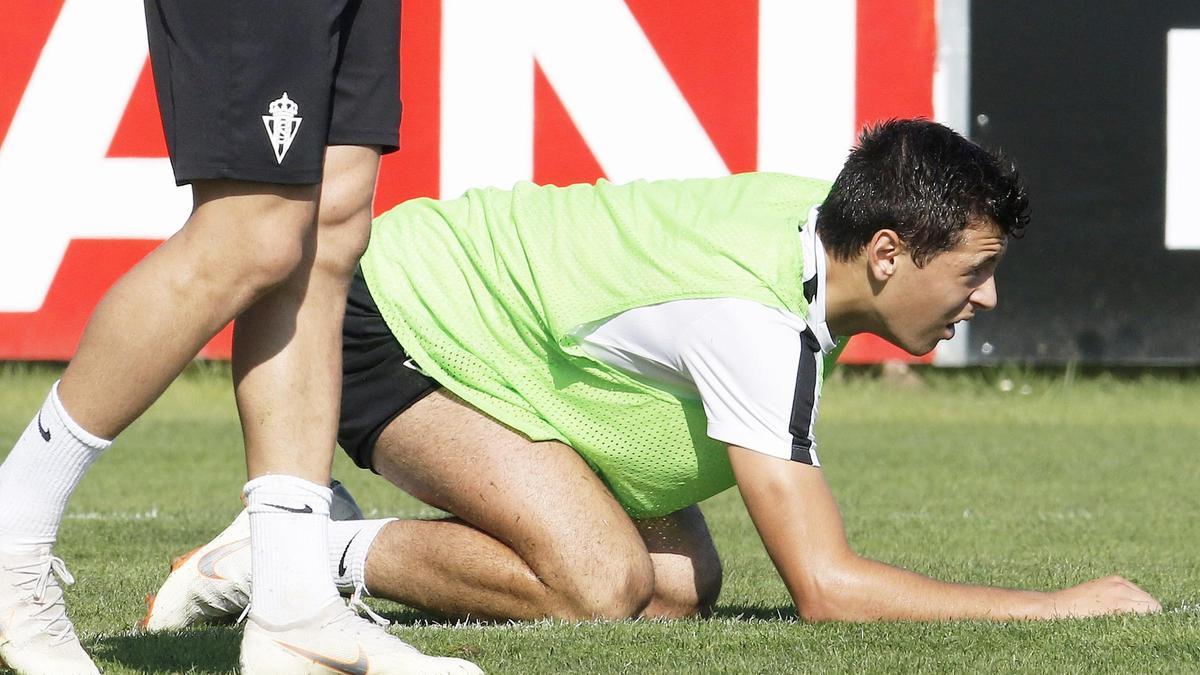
[{"left": 823, "top": 250, "right": 878, "bottom": 337}]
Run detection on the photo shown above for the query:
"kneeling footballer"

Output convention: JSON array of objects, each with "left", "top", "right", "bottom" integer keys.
[{"left": 144, "top": 119, "right": 1160, "bottom": 627}]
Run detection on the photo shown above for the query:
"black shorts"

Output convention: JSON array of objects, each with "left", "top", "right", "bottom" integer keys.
[
  {"left": 339, "top": 268, "right": 439, "bottom": 471},
  {"left": 144, "top": 0, "right": 401, "bottom": 186}
]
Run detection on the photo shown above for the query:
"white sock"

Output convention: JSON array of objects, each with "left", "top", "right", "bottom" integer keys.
[
  {"left": 244, "top": 475, "right": 341, "bottom": 626},
  {"left": 328, "top": 518, "right": 396, "bottom": 593},
  {"left": 0, "top": 382, "right": 112, "bottom": 550}
]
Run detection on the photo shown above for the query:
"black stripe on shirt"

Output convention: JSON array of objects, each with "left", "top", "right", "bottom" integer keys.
[
  {"left": 803, "top": 275, "right": 818, "bottom": 304},
  {"left": 787, "top": 330, "right": 821, "bottom": 464}
]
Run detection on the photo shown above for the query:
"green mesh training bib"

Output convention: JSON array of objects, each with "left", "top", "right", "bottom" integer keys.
[{"left": 362, "top": 173, "right": 831, "bottom": 518}]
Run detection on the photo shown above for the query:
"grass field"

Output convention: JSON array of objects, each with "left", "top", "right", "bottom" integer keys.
[{"left": 1, "top": 363, "right": 1199, "bottom": 673}]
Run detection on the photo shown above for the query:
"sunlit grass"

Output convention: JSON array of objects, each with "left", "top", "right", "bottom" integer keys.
[{"left": 2, "top": 364, "right": 1197, "bottom": 673}]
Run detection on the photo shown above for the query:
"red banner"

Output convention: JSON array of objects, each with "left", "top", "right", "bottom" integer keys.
[{"left": 0, "top": 0, "right": 935, "bottom": 363}]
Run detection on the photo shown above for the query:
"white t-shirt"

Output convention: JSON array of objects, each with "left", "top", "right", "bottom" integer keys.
[{"left": 574, "top": 219, "right": 836, "bottom": 465}]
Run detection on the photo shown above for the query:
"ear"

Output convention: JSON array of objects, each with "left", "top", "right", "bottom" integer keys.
[{"left": 866, "top": 229, "right": 904, "bottom": 282}]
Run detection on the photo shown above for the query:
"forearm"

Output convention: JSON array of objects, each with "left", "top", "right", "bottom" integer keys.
[
  {"left": 789, "top": 552, "right": 1048, "bottom": 622},
  {"left": 729, "top": 445, "right": 1159, "bottom": 623}
]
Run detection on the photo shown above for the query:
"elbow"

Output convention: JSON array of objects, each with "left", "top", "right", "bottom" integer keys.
[
  {"left": 792, "top": 561, "right": 863, "bottom": 623},
  {"left": 797, "top": 602, "right": 838, "bottom": 623},
  {"left": 795, "top": 585, "right": 843, "bottom": 623}
]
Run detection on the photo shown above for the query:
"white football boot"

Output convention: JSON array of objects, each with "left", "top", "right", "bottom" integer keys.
[
  {"left": 140, "top": 509, "right": 251, "bottom": 631},
  {"left": 142, "top": 480, "right": 365, "bottom": 631},
  {"left": 0, "top": 545, "right": 99, "bottom": 675},
  {"left": 241, "top": 600, "right": 483, "bottom": 675}
]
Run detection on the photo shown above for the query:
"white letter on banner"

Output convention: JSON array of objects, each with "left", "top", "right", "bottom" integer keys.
[
  {"left": 0, "top": 0, "right": 189, "bottom": 312},
  {"left": 758, "top": 1, "right": 856, "bottom": 180},
  {"left": 532, "top": 0, "right": 726, "bottom": 184},
  {"left": 440, "top": 0, "right": 728, "bottom": 197},
  {"left": 1166, "top": 29, "right": 1200, "bottom": 250}
]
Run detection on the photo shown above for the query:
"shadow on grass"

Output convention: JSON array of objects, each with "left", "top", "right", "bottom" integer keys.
[
  {"left": 93, "top": 627, "right": 239, "bottom": 674},
  {"left": 711, "top": 605, "right": 799, "bottom": 622},
  {"left": 369, "top": 597, "right": 528, "bottom": 627},
  {"left": 90, "top": 617, "right": 481, "bottom": 673},
  {"left": 378, "top": 601, "right": 800, "bottom": 625},
  {"left": 374, "top": 604, "right": 449, "bottom": 624}
]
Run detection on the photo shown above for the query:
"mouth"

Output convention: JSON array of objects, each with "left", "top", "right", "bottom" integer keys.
[{"left": 943, "top": 315, "right": 973, "bottom": 340}]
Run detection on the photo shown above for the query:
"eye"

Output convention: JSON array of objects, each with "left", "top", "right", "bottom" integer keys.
[{"left": 967, "top": 258, "right": 998, "bottom": 278}]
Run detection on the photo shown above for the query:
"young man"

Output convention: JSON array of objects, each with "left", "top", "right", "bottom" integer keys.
[
  {"left": 0, "top": 1, "right": 478, "bottom": 673},
  {"left": 144, "top": 120, "right": 1160, "bottom": 629}
]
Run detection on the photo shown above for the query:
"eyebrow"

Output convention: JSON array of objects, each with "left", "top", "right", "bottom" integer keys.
[{"left": 971, "top": 250, "right": 1004, "bottom": 271}]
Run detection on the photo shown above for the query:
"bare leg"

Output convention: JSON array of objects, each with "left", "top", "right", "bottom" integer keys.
[
  {"left": 364, "top": 505, "right": 722, "bottom": 621},
  {"left": 360, "top": 390, "right": 722, "bottom": 620},
  {"left": 58, "top": 182, "right": 318, "bottom": 439},
  {"left": 229, "top": 146, "right": 381, "bottom": 628},
  {"left": 235, "top": 145, "right": 380, "bottom": 482},
  {"left": 636, "top": 506, "right": 723, "bottom": 618}
]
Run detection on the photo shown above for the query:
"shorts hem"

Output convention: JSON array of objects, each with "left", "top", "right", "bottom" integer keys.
[
  {"left": 327, "top": 130, "right": 400, "bottom": 155},
  {"left": 173, "top": 164, "right": 324, "bottom": 187},
  {"left": 355, "top": 383, "right": 439, "bottom": 473}
]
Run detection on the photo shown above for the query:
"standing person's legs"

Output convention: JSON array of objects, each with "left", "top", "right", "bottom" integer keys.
[
  {"left": 137, "top": 149, "right": 376, "bottom": 635},
  {"left": 224, "top": 0, "right": 478, "bottom": 666},
  {"left": 2, "top": 0, "right": 479, "bottom": 669},
  {"left": 0, "top": 180, "right": 319, "bottom": 674},
  {"left": 57, "top": 184, "right": 317, "bottom": 439},
  {"left": 0, "top": 0, "right": 340, "bottom": 667},
  {"left": 237, "top": 146, "right": 377, "bottom": 481},
  {"left": 232, "top": 145, "right": 377, "bottom": 629}
]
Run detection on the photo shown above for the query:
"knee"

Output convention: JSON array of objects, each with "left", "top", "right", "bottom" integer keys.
[
  {"left": 556, "top": 556, "right": 656, "bottom": 620},
  {"left": 180, "top": 195, "right": 314, "bottom": 299},
  {"left": 242, "top": 225, "right": 309, "bottom": 292},
  {"left": 645, "top": 551, "right": 724, "bottom": 619},
  {"left": 314, "top": 180, "right": 373, "bottom": 279}
]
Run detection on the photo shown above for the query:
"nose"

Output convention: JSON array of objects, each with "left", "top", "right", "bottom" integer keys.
[{"left": 970, "top": 275, "right": 998, "bottom": 312}]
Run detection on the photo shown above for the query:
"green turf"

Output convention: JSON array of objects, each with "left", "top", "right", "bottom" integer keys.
[{"left": 1, "top": 363, "right": 1198, "bottom": 673}]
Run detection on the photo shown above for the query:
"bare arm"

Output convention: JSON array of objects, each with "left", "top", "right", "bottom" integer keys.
[{"left": 728, "top": 445, "right": 1161, "bottom": 622}]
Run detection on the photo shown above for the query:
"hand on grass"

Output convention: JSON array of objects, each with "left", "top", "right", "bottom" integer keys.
[{"left": 1048, "top": 576, "right": 1162, "bottom": 617}]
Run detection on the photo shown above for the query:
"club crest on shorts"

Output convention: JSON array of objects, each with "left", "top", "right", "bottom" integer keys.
[{"left": 262, "top": 92, "right": 302, "bottom": 164}]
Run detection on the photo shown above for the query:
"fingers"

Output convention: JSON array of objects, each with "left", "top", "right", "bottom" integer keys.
[
  {"left": 1055, "top": 575, "right": 1162, "bottom": 617},
  {"left": 1097, "top": 575, "right": 1161, "bottom": 614}
]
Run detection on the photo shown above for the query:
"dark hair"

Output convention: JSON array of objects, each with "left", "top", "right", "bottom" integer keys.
[{"left": 815, "top": 118, "right": 1030, "bottom": 267}]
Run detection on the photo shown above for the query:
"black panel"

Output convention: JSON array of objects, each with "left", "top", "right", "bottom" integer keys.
[{"left": 969, "top": 0, "right": 1200, "bottom": 364}]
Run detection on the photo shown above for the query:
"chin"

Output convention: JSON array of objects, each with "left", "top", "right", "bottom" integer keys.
[
  {"left": 882, "top": 337, "right": 934, "bottom": 357},
  {"left": 904, "top": 334, "right": 942, "bottom": 356},
  {"left": 875, "top": 331, "right": 934, "bottom": 356},
  {"left": 907, "top": 342, "right": 937, "bottom": 357}
]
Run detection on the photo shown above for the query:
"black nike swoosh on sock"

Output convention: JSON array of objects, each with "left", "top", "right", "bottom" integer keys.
[
  {"left": 263, "top": 502, "right": 313, "bottom": 514},
  {"left": 338, "top": 531, "right": 360, "bottom": 578},
  {"left": 37, "top": 411, "right": 51, "bottom": 442}
]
